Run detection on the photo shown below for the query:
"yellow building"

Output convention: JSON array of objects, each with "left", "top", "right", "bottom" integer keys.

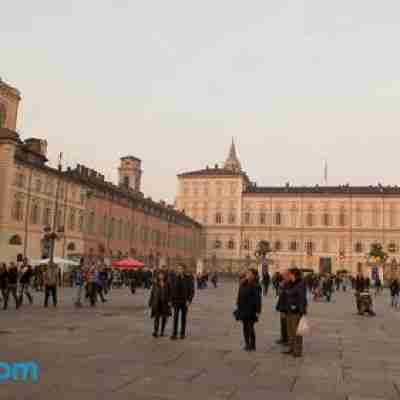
[{"left": 176, "top": 140, "right": 400, "bottom": 277}]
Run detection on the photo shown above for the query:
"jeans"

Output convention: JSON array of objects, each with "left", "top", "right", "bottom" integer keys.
[
  {"left": 19, "top": 283, "right": 33, "bottom": 306},
  {"left": 172, "top": 304, "right": 188, "bottom": 337},
  {"left": 154, "top": 316, "right": 168, "bottom": 335},
  {"left": 242, "top": 319, "right": 256, "bottom": 350},
  {"left": 75, "top": 285, "right": 83, "bottom": 305},
  {"left": 4, "top": 285, "right": 19, "bottom": 309},
  {"left": 44, "top": 285, "right": 57, "bottom": 307},
  {"left": 280, "top": 313, "right": 288, "bottom": 343}
]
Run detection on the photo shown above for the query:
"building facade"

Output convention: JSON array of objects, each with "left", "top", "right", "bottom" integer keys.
[
  {"left": 0, "top": 79, "right": 202, "bottom": 267},
  {"left": 176, "top": 140, "right": 400, "bottom": 278}
]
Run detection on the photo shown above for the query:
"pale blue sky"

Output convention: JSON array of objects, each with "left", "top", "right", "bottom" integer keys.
[{"left": 2, "top": 1, "right": 400, "bottom": 202}]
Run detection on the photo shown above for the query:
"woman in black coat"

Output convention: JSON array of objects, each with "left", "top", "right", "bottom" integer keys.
[
  {"left": 236, "top": 268, "right": 262, "bottom": 351},
  {"left": 149, "top": 271, "right": 171, "bottom": 338}
]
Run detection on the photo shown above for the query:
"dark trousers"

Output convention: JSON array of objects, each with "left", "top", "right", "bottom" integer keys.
[
  {"left": 154, "top": 315, "right": 167, "bottom": 335},
  {"left": 287, "top": 313, "right": 303, "bottom": 356},
  {"left": 44, "top": 285, "right": 57, "bottom": 307},
  {"left": 2, "top": 286, "right": 19, "bottom": 309},
  {"left": 242, "top": 319, "right": 256, "bottom": 350},
  {"left": 19, "top": 283, "right": 33, "bottom": 306},
  {"left": 280, "top": 313, "right": 288, "bottom": 343},
  {"left": 173, "top": 304, "right": 188, "bottom": 337},
  {"left": 263, "top": 283, "right": 269, "bottom": 296}
]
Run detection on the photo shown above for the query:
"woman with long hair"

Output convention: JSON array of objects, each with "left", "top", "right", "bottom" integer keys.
[
  {"left": 236, "top": 268, "right": 262, "bottom": 351},
  {"left": 149, "top": 271, "right": 171, "bottom": 338}
]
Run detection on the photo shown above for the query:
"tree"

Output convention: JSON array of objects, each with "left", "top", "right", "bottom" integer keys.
[{"left": 368, "top": 243, "right": 388, "bottom": 264}]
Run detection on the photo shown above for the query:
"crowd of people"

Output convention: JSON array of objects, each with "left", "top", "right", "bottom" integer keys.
[{"left": 1, "top": 257, "right": 399, "bottom": 358}]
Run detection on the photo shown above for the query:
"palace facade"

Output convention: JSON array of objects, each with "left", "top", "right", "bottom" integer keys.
[
  {"left": 176, "top": 140, "right": 400, "bottom": 277},
  {"left": 0, "top": 78, "right": 202, "bottom": 267}
]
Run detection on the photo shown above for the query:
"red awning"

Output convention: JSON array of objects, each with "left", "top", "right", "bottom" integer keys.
[{"left": 112, "top": 258, "right": 145, "bottom": 269}]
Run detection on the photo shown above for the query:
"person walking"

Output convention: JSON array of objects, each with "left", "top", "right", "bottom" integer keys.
[
  {"left": 390, "top": 279, "right": 400, "bottom": 308},
  {"left": 74, "top": 264, "right": 85, "bottom": 307},
  {"left": 275, "top": 270, "right": 290, "bottom": 346},
  {"left": 18, "top": 264, "right": 33, "bottom": 307},
  {"left": 7, "top": 262, "right": 20, "bottom": 309},
  {"left": 236, "top": 268, "right": 262, "bottom": 351},
  {"left": 43, "top": 263, "right": 58, "bottom": 307},
  {"left": 0, "top": 263, "right": 9, "bottom": 310},
  {"left": 262, "top": 270, "right": 271, "bottom": 297},
  {"left": 149, "top": 271, "right": 171, "bottom": 337},
  {"left": 283, "top": 268, "right": 307, "bottom": 358},
  {"left": 170, "top": 265, "right": 195, "bottom": 340},
  {"left": 211, "top": 272, "right": 218, "bottom": 288}
]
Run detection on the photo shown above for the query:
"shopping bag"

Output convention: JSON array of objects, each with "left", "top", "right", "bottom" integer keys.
[{"left": 296, "top": 316, "right": 310, "bottom": 336}]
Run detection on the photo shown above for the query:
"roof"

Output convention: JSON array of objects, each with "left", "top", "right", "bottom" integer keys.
[
  {"left": 244, "top": 185, "right": 400, "bottom": 195},
  {"left": 178, "top": 167, "right": 249, "bottom": 179}
]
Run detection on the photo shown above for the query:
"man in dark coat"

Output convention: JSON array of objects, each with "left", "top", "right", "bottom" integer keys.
[
  {"left": 275, "top": 270, "right": 290, "bottom": 345},
  {"left": 170, "top": 265, "right": 194, "bottom": 340}
]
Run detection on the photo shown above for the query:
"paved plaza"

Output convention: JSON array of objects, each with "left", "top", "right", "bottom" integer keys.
[{"left": 2, "top": 281, "right": 400, "bottom": 400}]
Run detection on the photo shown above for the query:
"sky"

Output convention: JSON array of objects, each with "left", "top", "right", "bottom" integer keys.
[{"left": 2, "top": 0, "right": 400, "bottom": 203}]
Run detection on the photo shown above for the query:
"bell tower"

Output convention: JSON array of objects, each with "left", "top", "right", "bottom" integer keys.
[{"left": 118, "top": 156, "right": 142, "bottom": 192}]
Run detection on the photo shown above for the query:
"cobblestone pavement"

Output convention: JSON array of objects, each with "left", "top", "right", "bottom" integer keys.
[{"left": 1, "top": 281, "right": 400, "bottom": 400}]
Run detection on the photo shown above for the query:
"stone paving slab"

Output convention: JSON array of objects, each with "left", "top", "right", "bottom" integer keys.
[{"left": 1, "top": 283, "right": 400, "bottom": 399}]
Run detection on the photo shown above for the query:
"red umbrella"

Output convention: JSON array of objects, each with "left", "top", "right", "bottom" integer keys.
[{"left": 112, "top": 258, "right": 145, "bottom": 269}]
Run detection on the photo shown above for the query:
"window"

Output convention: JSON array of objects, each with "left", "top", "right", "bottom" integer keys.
[
  {"left": 80, "top": 191, "right": 86, "bottom": 205},
  {"left": 69, "top": 209, "right": 76, "bottom": 231},
  {"left": 244, "top": 212, "right": 251, "bottom": 224},
  {"left": 0, "top": 104, "right": 6, "bottom": 128},
  {"left": 390, "top": 205, "right": 397, "bottom": 228},
  {"left": 12, "top": 196, "right": 24, "bottom": 221},
  {"left": 35, "top": 178, "right": 42, "bottom": 193},
  {"left": 45, "top": 180, "right": 54, "bottom": 196},
  {"left": 15, "top": 173, "right": 25, "bottom": 188},
  {"left": 215, "top": 212, "right": 223, "bottom": 224},
  {"left": 117, "top": 219, "right": 123, "bottom": 240},
  {"left": 388, "top": 242, "right": 397, "bottom": 253},
  {"left": 78, "top": 212, "right": 85, "bottom": 233},
  {"left": 322, "top": 238, "right": 329, "bottom": 253},
  {"left": 88, "top": 212, "right": 95, "bottom": 235},
  {"left": 260, "top": 213, "right": 266, "bottom": 225},
  {"left": 43, "top": 206, "right": 51, "bottom": 227},
  {"left": 30, "top": 202, "right": 40, "bottom": 225},
  {"left": 289, "top": 241, "right": 297, "bottom": 251},
  {"left": 57, "top": 210, "right": 63, "bottom": 230},
  {"left": 322, "top": 213, "right": 330, "bottom": 226},
  {"left": 305, "top": 241, "right": 314, "bottom": 256},
  {"left": 123, "top": 176, "right": 130, "bottom": 187},
  {"left": 274, "top": 241, "right": 282, "bottom": 251},
  {"left": 355, "top": 242, "right": 363, "bottom": 253},
  {"left": 339, "top": 211, "right": 346, "bottom": 226},
  {"left": 275, "top": 212, "right": 282, "bottom": 225},
  {"left": 214, "top": 239, "right": 222, "bottom": 249},
  {"left": 109, "top": 218, "right": 115, "bottom": 239},
  {"left": 243, "top": 239, "right": 250, "bottom": 250},
  {"left": 67, "top": 242, "right": 76, "bottom": 251},
  {"left": 228, "top": 213, "right": 236, "bottom": 224},
  {"left": 228, "top": 239, "right": 235, "bottom": 249}
]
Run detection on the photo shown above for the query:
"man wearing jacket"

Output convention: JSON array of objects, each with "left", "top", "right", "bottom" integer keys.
[
  {"left": 170, "top": 265, "right": 194, "bottom": 340},
  {"left": 284, "top": 268, "right": 307, "bottom": 357},
  {"left": 19, "top": 264, "right": 33, "bottom": 306},
  {"left": 275, "top": 270, "right": 290, "bottom": 345},
  {"left": 43, "top": 263, "right": 59, "bottom": 307}
]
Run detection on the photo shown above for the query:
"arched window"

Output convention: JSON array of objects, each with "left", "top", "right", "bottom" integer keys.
[
  {"left": 306, "top": 213, "right": 313, "bottom": 227},
  {"left": 9, "top": 234, "right": 22, "bottom": 245},
  {"left": 274, "top": 240, "right": 282, "bottom": 251},
  {"left": 228, "top": 213, "right": 236, "bottom": 224},
  {"left": 322, "top": 213, "right": 330, "bottom": 226},
  {"left": 260, "top": 212, "right": 266, "bottom": 225},
  {"left": 275, "top": 213, "right": 282, "bottom": 225},
  {"left": 228, "top": 239, "right": 235, "bottom": 250},
  {"left": 339, "top": 211, "right": 346, "bottom": 226},
  {"left": 30, "top": 202, "right": 40, "bottom": 225},
  {"left": 215, "top": 213, "right": 223, "bottom": 224},
  {"left": 355, "top": 242, "right": 363, "bottom": 253},
  {"left": 67, "top": 242, "right": 76, "bottom": 251},
  {"left": 0, "top": 104, "right": 6, "bottom": 128}
]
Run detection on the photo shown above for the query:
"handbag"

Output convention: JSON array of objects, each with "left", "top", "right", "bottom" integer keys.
[
  {"left": 296, "top": 316, "right": 310, "bottom": 336},
  {"left": 233, "top": 308, "right": 240, "bottom": 321}
]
